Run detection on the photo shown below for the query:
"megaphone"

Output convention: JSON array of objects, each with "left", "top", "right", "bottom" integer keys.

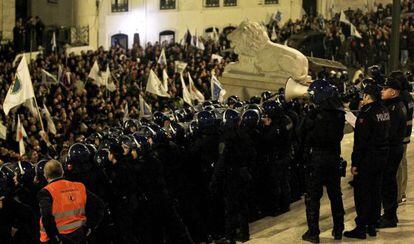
[{"left": 285, "top": 78, "right": 309, "bottom": 101}]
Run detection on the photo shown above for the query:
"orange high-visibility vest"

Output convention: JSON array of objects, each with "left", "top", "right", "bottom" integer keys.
[{"left": 39, "top": 179, "right": 87, "bottom": 242}]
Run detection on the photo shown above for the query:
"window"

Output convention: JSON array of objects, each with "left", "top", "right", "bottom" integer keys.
[
  {"left": 160, "top": 0, "right": 176, "bottom": 10},
  {"left": 264, "top": 0, "right": 279, "bottom": 4},
  {"left": 112, "top": 0, "right": 128, "bottom": 12},
  {"left": 159, "top": 30, "right": 175, "bottom": 44},
  {"left": 205, "top": 0, "right": 219, "bottom": 8},
  {"left": 224, "top": 0, "right": 237, "bottom": 7},
  {"left": 111, "top": 34, "right": 128, "bottom": 49}
]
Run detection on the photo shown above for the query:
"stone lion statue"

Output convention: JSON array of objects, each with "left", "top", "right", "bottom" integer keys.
[{"left": 226, "top": 21, "right": 311, "bottom": 83}]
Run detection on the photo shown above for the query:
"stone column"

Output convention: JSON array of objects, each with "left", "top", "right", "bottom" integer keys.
[
  {"left": 2, "top": 0, "right": 16, "bottom": 40},
  {"left": 73, "top": 0, "right": 98, "bottom": 49}
]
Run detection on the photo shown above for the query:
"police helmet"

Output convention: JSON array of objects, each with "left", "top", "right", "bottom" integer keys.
[
  {"left": 0, "top": 164, "right": 15, "bottom": 195},
  {"left": 10, "top": 161, "right": 35, "bottom": 186},
  {"left": 308, "top": 79, "right": 338, "bottom": 104},
  {"left": 249, "top": 96, "right": 261, "bottom": 105},
  {"left": 223, "top": 109, "right": 240, "bottom": 128},
  {"left": 66, "top": 143, "right": 93, "bottom": 174},
  {"left": 94, "top": 149, "right": 111, "bottom": 169},
  {"left": 262, "top": 100, "right": 283, "bottom": 118},
  {"left": 188, "top": 120, "right": 199, "bottom": 137},
  {"left": 202, "top": 101, "right": 213, "bottom": 109},
  {"left": 226, "top": 95, "right": 240, "bottom": 106},
  {"left": 132, "top": 134, "right": 151, "bottom": 154},
  {"left": 261, "top": 91, "right": 273, "bottom": 102},
  {"left": 196, "top": 110, "right": 216, "bottom": 129},
  {"left": 153, "top": 111, "right": 169, "bottom": 127},
  {"left": 35, "top": 159, "right": 48, "bottom": 184},
  {"left": 241, "top": 109, "right": 260, "bottom": 129}
]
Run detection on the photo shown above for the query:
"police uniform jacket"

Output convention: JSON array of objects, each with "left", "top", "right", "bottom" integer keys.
[
  {"left": 400, "top": 90, "right": 414, "bottom": 144},
  {"left": 351, "top": 101, "right": 390, "bottom": 169},
  {"left": 383, "top": 97, "right": 407, "bottom": 148}
]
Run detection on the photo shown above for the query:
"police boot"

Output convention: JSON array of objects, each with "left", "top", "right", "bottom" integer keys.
[
  {"left": 343, "top": 226, "right": 366, "bottom": 239},
  {"left": 367, "top": 225, "right": 377, "bottom": 237},
  {"left": 377, "top": 216, "right": 397, "bottom": 229},
  {"left": 331, "top": 229, "right": 343, "bottom": 240},
  {"left": 302, "top": 230, "right": 320, "bottom": 243}
]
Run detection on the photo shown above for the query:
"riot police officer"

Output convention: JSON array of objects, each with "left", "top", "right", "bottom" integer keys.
[
  {"left": 211, "top": 109, "right": 254, "bottom": 243},
  {"left": 300, "top": 79, "right": 345, "bottom": 243},
  {"left": 261, "top": 100, "right": 293, "bottom": 216},
  {"left": 344, "top": 84, "right": 390, "bottom": 239}
]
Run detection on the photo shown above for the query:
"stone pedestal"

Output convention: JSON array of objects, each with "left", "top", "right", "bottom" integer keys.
[{"left": 221, "top": 71, "right": 287, "bottom": 101}]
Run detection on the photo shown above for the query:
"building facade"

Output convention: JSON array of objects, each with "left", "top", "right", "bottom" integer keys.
[{"left": 1, "top": 0, "right": 393, "bottom": 49}]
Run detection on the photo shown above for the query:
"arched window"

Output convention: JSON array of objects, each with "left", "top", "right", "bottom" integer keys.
[
  {"left": 159, "top": 30, "right": 175, "bottom": 44},
  {"left": 160, "top": 0, "right": 176, "bottom": 10},
  {"left": 205, "top": 27, "right": 220, "bottom": 34},
  {"left": 133, "top": 33, "right": 140, "bottom": 46},
  {"left": 112, "top": 0, "right": 128, "bottom": 12},
  {"left": 223, "top": 26, "right": 236, "bottom": 35},
  {"left": 111, "top": 33, "right": 128, "bottom": 49},
  {"left": 204, "top": 0, "right": 219, "bottom": 7},
  {"left": 224, "top": 0, "right": 237, "bottom": 7}
]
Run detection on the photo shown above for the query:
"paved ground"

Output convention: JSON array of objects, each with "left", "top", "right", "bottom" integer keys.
[{"left": 247, "top": 132, "right": 414, "bottom": 243}]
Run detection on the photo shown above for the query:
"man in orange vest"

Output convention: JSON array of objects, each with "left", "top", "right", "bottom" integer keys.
[{"left": 38, "top": 160, "right": 104, "bottom": 244}]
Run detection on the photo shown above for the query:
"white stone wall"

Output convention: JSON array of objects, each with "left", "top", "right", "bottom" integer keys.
[
  {"left": 2, "top": 0, "right": 15, "bottom": 40},
  {"left": 23, "top": 0, "right": 394, "bottom": 48},
  {"left": 30, "top": 0, "right": 73, "bottom": 27},
  {"left": 99, "top": 0, "right": 303, "bottom": 49}
]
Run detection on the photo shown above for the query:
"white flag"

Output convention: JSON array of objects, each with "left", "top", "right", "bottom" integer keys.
[
  {"left": 180, "top": 73, "right": 193, "bottom": 106},
  {"left": 88, "top": 60, "right": 104, "bottom": 86},
  {"left": 211, "top": 74, "right": 226, "bottom": 102},
  {"left": 212, "top": 27, "right": 219, "bottom": 43},
  {"left": 188, "top": 72, "right": 205, "bottom": 102},
  {"left": 158, "top": 48, "right": 167, "bottom": 66},
  {"left": 174, "top": 61, "right": 188, "bottom": 74},
  {"left": 139, "top": 95, "right": 152, "bottom": 118},
  {"left": 0, "top": 120, "right": 7, "bottom": 140},
  {"left": 162, "top": 69, "right": 169, "bottom": 93},
  {"left": 24, "top": 98, "right": 39, "bottom": 119},
  {"left": 43, "top": 104, "right": 57, "bottom": 135},
  {"left": 51, "top": 32, "right": 57, "bottom": 51},
  {"left": 3, "top": 56, "right": 35, "bottom": 115},
  {"left": 146, "top": 70, "right": 170, "bottom": 97},
  {"left": 211, "top": 54, "right": 223, "bottom": 63},
  {"left": 41, "top": 69, "right": 58, "bottom": 85},
  {"left": 196, "top": 36, "right": 205, "bottom": 50},
  {"left": 339, "top": 11, "right": 351, "bottom": 25},
  {"left": 271, "top": 26, "right": 277, "bottom": 41},
  {"left": 123, "top": 103, "right": 129, "bottom": 123},
  {"left": 351, "top": 24, "right": 362, "bottom": 38},
  {"left": 16, "top": 116, "right": 27, "bottom": 156},
  {"left": 102, "top": 66, "right": 117, "bottom": 92}
]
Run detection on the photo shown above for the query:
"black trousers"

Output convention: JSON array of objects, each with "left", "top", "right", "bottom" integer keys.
[
  {"left": 353, "top": 150, "right": 387, "bottom": 227},
  {"left": 223, "top": 174, "right": 249, "bottom": 241},
  {"left": 382, "top": 146, "right": 404, "bottom": 220},
  {"left": 304, "top": 152, "right": 344, "bottom": 235}
]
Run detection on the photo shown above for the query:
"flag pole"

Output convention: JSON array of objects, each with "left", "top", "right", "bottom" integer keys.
[{"left": 32, "top": 97, "right": 45, "bottom": 132}]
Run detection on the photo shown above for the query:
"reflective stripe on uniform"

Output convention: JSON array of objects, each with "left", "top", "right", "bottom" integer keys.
[
  {"left": 57, "top": 219, "right": 86, "bottom": 232},
  {"left": 53, "top": 208, "right": 85, "bottom": 219},
  {"left": 40, "top": 219, "right": 85, "bottom": 232}
]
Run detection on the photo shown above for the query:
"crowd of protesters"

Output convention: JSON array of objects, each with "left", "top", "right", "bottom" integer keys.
[{"left": 267, "top": 1, "right": 414, "bottom": 73}]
